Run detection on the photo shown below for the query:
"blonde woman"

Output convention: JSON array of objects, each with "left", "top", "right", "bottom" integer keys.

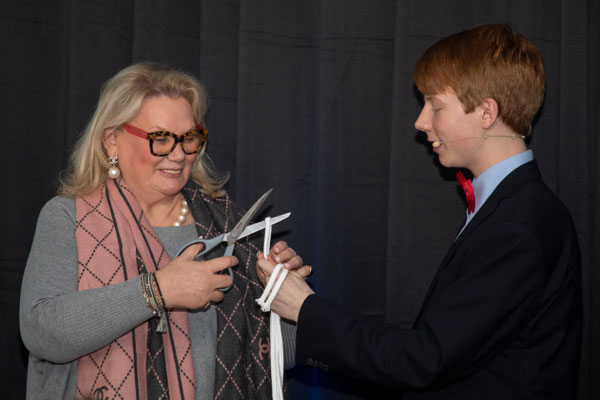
[{"left": 20, "top": 62, "right": 306, "bottom": 400}]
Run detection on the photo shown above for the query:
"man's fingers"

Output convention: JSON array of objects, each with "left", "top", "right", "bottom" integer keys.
[
  {"left": 283, "top": 255, "right": 303, "bottom": 270},
  {"left": 257, "top": 257, "right": 276, "bottom": 277},
  {"left": 272, "top": 247, "right": 296, "bottom": 264},
  {"left": 270, "top": 241, "right": 288, "bottom": 255},
  {"left": 296, "top": 265, "right": 313, "bottom": 279}
]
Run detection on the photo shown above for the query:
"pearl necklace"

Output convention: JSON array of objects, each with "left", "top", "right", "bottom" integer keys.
[{"left": 173, "top": 198, "right": 190, "bottom": 227}]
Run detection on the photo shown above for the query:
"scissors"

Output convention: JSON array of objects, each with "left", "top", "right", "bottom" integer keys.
[{"left": 175, "top": 188, "right": 290, "bottom": 291}]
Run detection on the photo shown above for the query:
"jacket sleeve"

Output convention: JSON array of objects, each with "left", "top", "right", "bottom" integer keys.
[
  {"left": 19, "top": 197, "right": 153, "bottom": 363},
  {"left": 295, "top": 221, "right": 546, "bottom": 390}
]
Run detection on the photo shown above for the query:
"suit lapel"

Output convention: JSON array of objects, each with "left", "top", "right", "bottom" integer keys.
[
  {"left": 414, "top": 161, "right": 542, "bottom": 323},
  {"left": 454, "top": 160, "right": 541, "bottom": 247}
]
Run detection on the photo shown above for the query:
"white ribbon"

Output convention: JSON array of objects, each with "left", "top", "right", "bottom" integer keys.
[{"left": 255, "top": 217, "right": 286, "bottom": 400}]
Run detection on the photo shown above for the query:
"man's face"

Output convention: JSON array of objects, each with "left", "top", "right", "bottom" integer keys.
[{"left": 414, "top": 90, "right": 484, "bottom": 171}]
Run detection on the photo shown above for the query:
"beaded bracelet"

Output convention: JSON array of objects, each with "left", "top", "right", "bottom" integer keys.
[
  {"left": 141, "top": 272, "right": 167, "bottom": 333},
  {"left": 151, "top": 273, "right": 166, "bottom": 310},
  {"left": 141, "top": 273, "right": 158, "bottom": 315}
]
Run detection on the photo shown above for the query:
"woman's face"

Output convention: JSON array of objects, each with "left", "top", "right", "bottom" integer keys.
[
  {"left": 414, "top": 90, "right": 483, "bottom": 171},
  {"left": 106, "top": 95, "right": 198, "bottom": 205}
]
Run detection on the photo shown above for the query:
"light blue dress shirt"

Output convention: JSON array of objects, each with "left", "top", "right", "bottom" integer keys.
[{"left": 457, "top": 149, "right": 534, "bottom": 237}]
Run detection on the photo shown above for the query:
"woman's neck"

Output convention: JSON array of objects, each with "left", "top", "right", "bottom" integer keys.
[{"left": 139, "top": 193, "right": 192, "bottom": 227}]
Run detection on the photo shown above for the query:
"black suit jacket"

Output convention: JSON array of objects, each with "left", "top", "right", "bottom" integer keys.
[{"left": 296, "top": 161, "right": 582, "bottom": 399}]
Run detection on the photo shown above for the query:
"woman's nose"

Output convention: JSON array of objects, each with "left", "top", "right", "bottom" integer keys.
[{"left": 167, "top": 143, "right": 186, "bottom": 161}]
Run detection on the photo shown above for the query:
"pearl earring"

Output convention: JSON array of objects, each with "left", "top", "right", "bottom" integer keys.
[{"left": 108, "top": 156, "right": 120, "bottom": 179}]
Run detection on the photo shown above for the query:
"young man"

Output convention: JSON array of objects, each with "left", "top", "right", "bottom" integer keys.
[{"left": 257, "top": 24, "right": 582, "bottom": 399}]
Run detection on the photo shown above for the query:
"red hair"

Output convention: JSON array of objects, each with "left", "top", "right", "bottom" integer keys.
[{"left": 413, "top": 24, "right": 545, "bottom": 135}]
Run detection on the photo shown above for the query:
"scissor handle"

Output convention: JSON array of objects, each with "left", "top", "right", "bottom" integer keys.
[
  {"left": 175, "top": 235, "right": 223, "bottom": 259},
  {"left": 175, "top": 235, "right": 234, "bottom": 293},
  {"left": 219, "top": 244, "right": 235, "bottom": 292},
  {"left": 223, "top": 243, "right": 235, "bottom": 257}
]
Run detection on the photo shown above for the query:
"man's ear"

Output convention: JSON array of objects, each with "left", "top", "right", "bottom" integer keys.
[
  {"left": 480, "top": 98, "right": 499, "bottom": 130},
  {"left": 102, "top": 128, "right": 118, "bottom": 156}
]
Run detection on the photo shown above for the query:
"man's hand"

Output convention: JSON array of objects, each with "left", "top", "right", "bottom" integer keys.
[{"left": 256, "top": 253, "right": 314, "bottom": 322}]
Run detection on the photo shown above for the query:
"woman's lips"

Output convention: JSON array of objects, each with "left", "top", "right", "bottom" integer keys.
[{"left": 159, "top": 169, "right": 182, "bottom": 177}]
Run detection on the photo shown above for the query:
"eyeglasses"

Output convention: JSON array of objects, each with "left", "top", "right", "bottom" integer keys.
[{"left": 123, "top": 123, "right": 208, "bottom": 157}]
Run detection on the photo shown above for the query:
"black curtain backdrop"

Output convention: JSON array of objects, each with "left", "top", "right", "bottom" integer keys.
[{"left": 2, "top": 1, "right": 598, "bottom": 399}]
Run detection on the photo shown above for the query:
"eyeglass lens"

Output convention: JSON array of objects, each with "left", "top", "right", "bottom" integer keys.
[{"left": 150, "top": 131, "right": 205, "bottom": 156}]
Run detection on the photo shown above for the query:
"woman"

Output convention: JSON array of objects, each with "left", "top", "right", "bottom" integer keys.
[{"left": 20, "top": 62, "right": 306, "bottom": 400}]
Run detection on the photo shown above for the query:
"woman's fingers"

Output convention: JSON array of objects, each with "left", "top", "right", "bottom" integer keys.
[
  {"left": 179, "top": 242, "right": 205, "bottom": 260},
  {"left": 208, "top": 287, "right": 225, "bottom": 303},
  {"left": 208, "top": 266, "right": 234, "bottom": 291},
  {"left": 156, "top": 254, "right": 237, "bottom": 309},
  {"left": 207, "top": 255, "right": 238, "bottom": 273}
]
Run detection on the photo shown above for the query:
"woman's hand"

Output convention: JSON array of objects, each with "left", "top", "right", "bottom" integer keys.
[
  {"left": 155, "top": 243, "right": 237, "bottom": 309},
  {"left": 256, "top": 253, "right": 314, "bottom": 322}
]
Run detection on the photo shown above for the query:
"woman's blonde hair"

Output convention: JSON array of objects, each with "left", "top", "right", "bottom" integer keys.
[{"left": 58, "top": 62, "right": 227, "bottom": 198}]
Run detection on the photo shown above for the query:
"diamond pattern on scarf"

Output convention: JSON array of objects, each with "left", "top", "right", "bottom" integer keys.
[
  {"left": 182, "top": 185, "right": 276, "bottom": 400},
  {"left": 146, "top": 318, "right": 170, "bottom": 400},
  {"left": 167, "top": 316, "right": 195, "bottom": 388},
  {"left": 77, "top": 342, "right": 135, "bottom": 400},
  {"left": 76, "top": 179, "right": 195, "bottom": 400},
  {"left": 76, "top": 194, "right": 123, "bottom": 286}
]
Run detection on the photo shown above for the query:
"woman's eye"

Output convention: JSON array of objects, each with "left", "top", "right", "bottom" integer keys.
[{"left": 153, "top": 137, "right": 169, "bottom": 143}]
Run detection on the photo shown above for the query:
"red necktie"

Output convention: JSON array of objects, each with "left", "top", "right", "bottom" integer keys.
[{"left": 456, "top": 171, "right": 475, "bottom": 214}]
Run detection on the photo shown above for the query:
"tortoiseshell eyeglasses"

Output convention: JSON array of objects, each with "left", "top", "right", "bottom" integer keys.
[{"left": 123, "top": 123, "right": 208, "bottom": 157}]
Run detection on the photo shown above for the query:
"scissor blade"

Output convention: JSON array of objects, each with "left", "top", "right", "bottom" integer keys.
[
  {"left": 223, "top": 213, "right": 291, "bottom": 242},
  {"left": 227, "top": 188, "right": 273, "bottom": 245}
]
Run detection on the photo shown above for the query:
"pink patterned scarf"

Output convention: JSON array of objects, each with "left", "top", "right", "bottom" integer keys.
[{"left": 75, "top": 179, "right": 195, "bottom": 399}]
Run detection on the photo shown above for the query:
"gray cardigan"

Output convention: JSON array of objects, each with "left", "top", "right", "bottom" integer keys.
[{"left": 20, "top": 196, "right": 295, "bottom": 399}]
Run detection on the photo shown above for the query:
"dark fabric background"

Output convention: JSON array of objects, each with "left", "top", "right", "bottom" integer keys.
[{"left": 1, "top": 1, "right": 598, "bottom": 399}]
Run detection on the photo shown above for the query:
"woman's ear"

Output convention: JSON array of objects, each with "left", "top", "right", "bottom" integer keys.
[
  {"left": 480, "top": 98, "right": 499, "bottom": 130},
  {"left": 102, "top": 128, "right": 119, "bottom": 156}
]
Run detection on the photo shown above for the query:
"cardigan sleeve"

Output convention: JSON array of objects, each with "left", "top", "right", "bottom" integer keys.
[{"left": 19, "top": 196, "right": 154, "bottom": 363}]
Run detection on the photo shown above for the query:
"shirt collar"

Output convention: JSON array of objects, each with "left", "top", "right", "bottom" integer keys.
[
  {"left": 471, "top": 149, "right": 534, "bottom": 215},
  {"left": 458, "top": 149, "right": 534, "bottom": 236}
]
